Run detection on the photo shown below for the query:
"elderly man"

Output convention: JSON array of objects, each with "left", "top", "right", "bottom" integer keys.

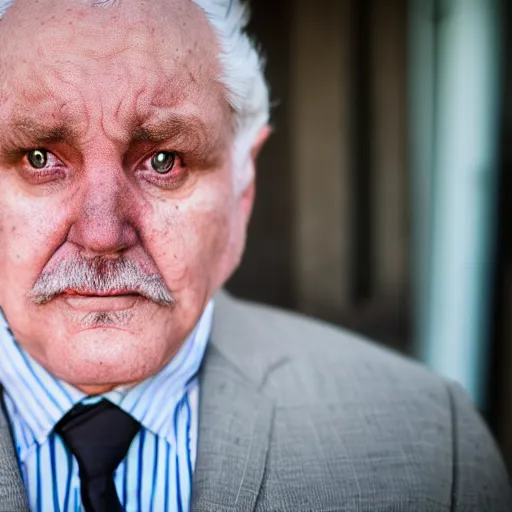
[{"left": 0, "top": 0, "right": 509, "bottom": 511}]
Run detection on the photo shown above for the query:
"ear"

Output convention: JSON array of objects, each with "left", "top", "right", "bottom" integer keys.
[
  {"left": 251, "top": 124, "right": 272, "bottom": 162},
  {"left": 239, "top": 125, "right": 272, "bottom": 221}
]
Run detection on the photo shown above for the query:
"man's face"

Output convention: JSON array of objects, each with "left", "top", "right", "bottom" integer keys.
[{"left": 0, "top": 0, "right": 256, "bottom": 389}]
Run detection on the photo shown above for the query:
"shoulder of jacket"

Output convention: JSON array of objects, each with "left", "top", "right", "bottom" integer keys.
[{"left": 213, "top": 290, "right": 448, "bottom": 399}]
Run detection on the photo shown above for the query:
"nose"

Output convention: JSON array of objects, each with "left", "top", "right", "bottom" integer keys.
[{"left": 68, "top": 166, "right": 139, "bottom": 258}]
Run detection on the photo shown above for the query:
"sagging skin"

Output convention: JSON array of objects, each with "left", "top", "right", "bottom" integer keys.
[{"left": 0, "top": 0, "right": 269, "bottom": 393}]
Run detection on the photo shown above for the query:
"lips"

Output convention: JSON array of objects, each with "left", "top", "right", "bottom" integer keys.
[
  {"left": 60, "top": 291, "right": 141, "bottom": 312},
  {"left": 61, "top": 288, "right": 138, "bottom": 297}
]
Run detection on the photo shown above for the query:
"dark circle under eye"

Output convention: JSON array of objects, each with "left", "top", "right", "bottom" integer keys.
[
  {"left": 151, "top": 151, "right": 175, "bottom": 174},
  {"left": 27, "top": 149, "right": 48, "bottom": 169}
]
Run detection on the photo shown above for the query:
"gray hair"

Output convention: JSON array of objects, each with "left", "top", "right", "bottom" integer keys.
[{"left": 0, "top": 0, "right": 270, "bottom": 193}]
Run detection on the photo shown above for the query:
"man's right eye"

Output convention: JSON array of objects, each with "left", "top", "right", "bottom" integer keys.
[
  {"left": 27, "top": 149, "right": 48, "bottom": 169},
  {"left": 151, "top": 151, "right": 176, "bottom": 174}
]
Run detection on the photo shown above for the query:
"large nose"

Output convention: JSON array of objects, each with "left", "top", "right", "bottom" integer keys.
[{"left": 68, "top": 165, "right": 139, "bottom": 257}]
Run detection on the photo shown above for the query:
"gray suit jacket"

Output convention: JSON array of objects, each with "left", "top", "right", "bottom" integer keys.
[{"left": 0, "top": 292, "right": 510, "bottom": 511}]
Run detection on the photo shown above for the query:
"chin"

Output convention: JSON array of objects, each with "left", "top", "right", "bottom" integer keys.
[{"left": 41, "top": 326, "right": 172, "bottom": 390}]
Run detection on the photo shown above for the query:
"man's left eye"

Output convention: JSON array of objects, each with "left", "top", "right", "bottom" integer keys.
[
  {"left": 27, "top": 149, "right": 49, "bottom": 169},
  {"left": 151, "top": 151, "right": 176, "bottom": 174}
]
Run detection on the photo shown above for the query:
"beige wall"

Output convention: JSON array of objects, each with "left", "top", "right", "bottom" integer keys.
[
  {"left": 291, "top": 0, "right": 352, "bottom": 320},
  {"left": 370, "top": 0, "right": 409, "bottom": 302},
  {"left": 289, "top": 0, "right": 408, "bottom": 341}
]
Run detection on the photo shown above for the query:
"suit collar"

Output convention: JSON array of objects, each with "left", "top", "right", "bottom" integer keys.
[
  {"left": 0, "top": 390, "right": 30, "bottom": 511},
  {"left": 191, "top": 291, "right": 275, "bottom": 512},
  {"left": 207, "top": 290, "right": 284, "bottom": 387},
  {"left": 191, "top": 345, "right": 274, "bottom": 512}
]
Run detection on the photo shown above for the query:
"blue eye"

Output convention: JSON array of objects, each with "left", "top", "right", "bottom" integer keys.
[
  {"left": 151, "top": 151, "right": 175, "bottom": 174},
  {"left": 28, "top": 149, "right": 48, "bottom": 169}
]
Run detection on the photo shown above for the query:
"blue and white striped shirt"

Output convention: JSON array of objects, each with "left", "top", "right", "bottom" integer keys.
[{"left": 0, "top": 302, "right": 213, "bottom": 512}]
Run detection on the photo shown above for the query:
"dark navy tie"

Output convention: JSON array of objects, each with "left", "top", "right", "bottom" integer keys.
[{"left": 54, "top": 399, "right": 141, "bottom": 512}]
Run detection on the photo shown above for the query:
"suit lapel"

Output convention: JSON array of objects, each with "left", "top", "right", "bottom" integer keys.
[
  {"left": 0, "top": 393, "right": 29, "bottom": 511},
  {"left": 191, "top": 343, "right": 274, "bottom": 512}
]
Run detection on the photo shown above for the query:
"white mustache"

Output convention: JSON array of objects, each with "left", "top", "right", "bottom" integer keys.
[{"left": 28, "top": 258, "right": 175, "bottom": 306}]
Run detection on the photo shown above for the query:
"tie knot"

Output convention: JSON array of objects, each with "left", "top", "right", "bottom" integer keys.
[{"left": 55, "top": 399, "right": 140, "bottom": 479}]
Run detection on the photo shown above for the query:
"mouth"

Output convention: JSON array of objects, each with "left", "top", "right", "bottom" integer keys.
[
  {"left": 62, "top": 288, "right": 139, "bottom": 297},
  {"left": 60, "top": 290, "right": 142, "bottom": 312}
]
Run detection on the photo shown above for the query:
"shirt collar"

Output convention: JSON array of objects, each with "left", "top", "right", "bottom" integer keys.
[{"left": 0, "top": 301, "right": 213, "bottom": 448}]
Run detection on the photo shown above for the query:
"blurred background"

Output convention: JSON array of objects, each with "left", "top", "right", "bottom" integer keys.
[{"left": 225, "top": 0, "right": 512, "bottom": 471}]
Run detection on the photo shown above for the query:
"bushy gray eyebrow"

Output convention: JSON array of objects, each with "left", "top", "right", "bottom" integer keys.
[{"left": 11, "top": 119, "right": 74, "bottom": 147}]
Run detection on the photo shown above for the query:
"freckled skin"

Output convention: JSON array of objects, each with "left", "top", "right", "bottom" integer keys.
[{"left": 0, "top": 0, "right": 267, "bottom": 391}]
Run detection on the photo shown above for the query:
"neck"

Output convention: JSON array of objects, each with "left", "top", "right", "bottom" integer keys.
[{"left": 77, "top": 383, "right": 129, "bottom": 395}]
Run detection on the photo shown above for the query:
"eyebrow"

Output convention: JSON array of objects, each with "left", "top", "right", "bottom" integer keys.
[
  {"left": 131, "top": 113, "right": 226, "bottom": 165},
  {"left": 0, "top": 119, "right": 77, "bottom": 162},
  {"left": 10, "top": 118, "right": 76, "bottom": 147},
  {"left": 132, "top": 114, "right": 209, "bottom": 144}
]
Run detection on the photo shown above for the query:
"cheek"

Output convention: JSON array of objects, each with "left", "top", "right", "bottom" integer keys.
[
  {"left": 143, "top": 191, "right": 234, "bottom": 292},
  {"left": 0, "top": 188, "right": 70, "bottom": 297}
]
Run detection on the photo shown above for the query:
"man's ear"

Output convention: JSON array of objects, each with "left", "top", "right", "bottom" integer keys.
[
  {"left": 239, "top": 125, "right": 272, "bottom": 220},
  {"left": 251, "top": 124, "right": 272, "bottom": 163}
]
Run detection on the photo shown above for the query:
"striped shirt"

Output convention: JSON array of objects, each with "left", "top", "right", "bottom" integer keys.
[{"left": 0, "top": 302, "right": 213, "bottom": 512}]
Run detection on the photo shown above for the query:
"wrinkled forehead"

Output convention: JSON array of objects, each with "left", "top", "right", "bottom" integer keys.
[
  {"left": 0, "top": 0, "right": 231, "bottom": 143},
  {"left": 0, "top": 0, "right": 220, "bottom": 60}
]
